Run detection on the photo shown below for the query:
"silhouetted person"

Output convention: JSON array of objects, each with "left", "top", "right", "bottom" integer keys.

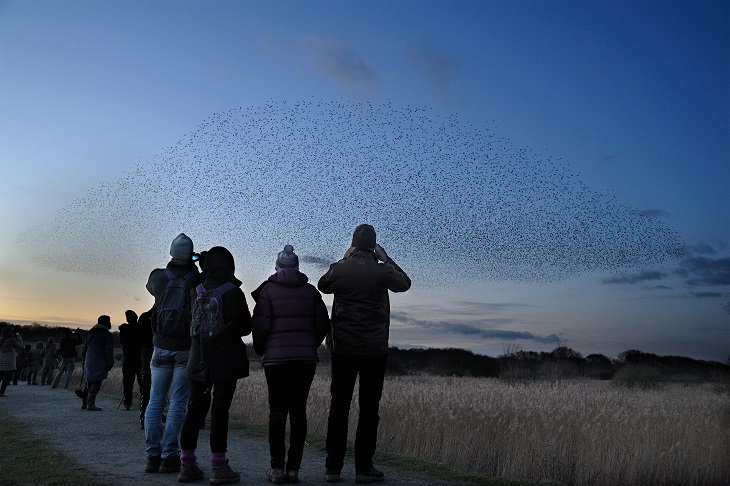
[
  {"left": 52, "top": 328, "right": 82, "bottom": 388},
  {"left": 79, "top": 316, "right": 115, "bottom": 411},
  {"left": 252, "top": 245, "right": 329, "bottom": 484},
  {"left": 138, "top": 307, "right": 154, "bottom": 430},
  {"left": 40, "top": 337, "right": 57, "bottom": 385},
  {"left": 318, "top": 224, "right": 411, "bottom": 483},
  {"left": 119, "top": 310, "right": 144, "bottom": 410},
  {"left": 0, "top": 326, "right": 25, "bottom": 396}
]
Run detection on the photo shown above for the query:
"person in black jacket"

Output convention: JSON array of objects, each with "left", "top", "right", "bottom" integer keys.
[
  {"left": 177, "top": 246, "right": 252, "bottom": 484},
  {"left": 138, "top": 307, "right": 154, "bottom": 430},
  {"left": 51, "top": 328, "right": 83, "bottom": 389},
  {"left": 119, "top": 310, "right": 144, "bottom": 410},
  {"left": 318, "top": 224, "right": 411, "bottom": 483}
]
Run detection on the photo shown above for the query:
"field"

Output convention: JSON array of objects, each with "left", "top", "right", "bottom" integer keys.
[{"left": 102, "top": 367, "right": 729, "bottom": 486}]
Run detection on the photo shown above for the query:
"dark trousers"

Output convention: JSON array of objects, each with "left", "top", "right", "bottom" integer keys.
[
  {"left": 264, "top": 362, "right": 317, "bottom": 470},
  {"left": 325, "top": 353, "right": 388, "bottom": 472},
  {"left": 0, "top": 370, "right": 14, "bottom": 393},
  {"left": 122, "top": 363, "right": 143, "bottom": 406},
  {"left": 180, "top": 379, "right": 237, "bottom": 454}
]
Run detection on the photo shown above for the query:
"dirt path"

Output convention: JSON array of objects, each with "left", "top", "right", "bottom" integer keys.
[{"left": 0, "top": 384, "right": 454, "bottom": 485}]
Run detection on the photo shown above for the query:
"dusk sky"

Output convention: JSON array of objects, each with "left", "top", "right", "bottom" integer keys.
[{"left": 1, "top": 0, "right": 728, "bottom": 362}]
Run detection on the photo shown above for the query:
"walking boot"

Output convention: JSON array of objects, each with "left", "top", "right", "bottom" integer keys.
[
  {"left": 79, "top": 388, "right": 89, "bottom": 410},
  {"left": 87, "top": 392, "right": 102, "bottom": 411}
]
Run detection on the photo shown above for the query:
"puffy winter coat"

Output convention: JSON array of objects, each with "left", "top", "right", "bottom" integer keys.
[
  {"left": 186, "top": 246, "right": 252, "bottom": 383},
  {"left": 0, "top": 327, "right": 24, "bottom": 371},
  {"left": 317, "top": 248, "right": 411, "bottom": 355},
  {"left": 251, "top": 268, "right": 329, "bottom": 364},
  {"left": 27, "top": 344, "right": 43, "bottom": 372},
  {"left": 83, "top": 324, "right": 115, "bottom": 382}
]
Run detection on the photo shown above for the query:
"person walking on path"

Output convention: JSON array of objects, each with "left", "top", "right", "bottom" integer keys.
[
  {"left": 0, "top": 326, "right": 25, "bottom": 396},
  {"left": 40, "top": 337, "right": 57, "bottom": 386},
  {"left": 144, "top": 233, "right": 203, "bottom": 474},
  {"left": 177, "top": 246, "right": 252, "bottom": 485},
  {"left": 251, "top": 244, "right": 329, "bottom": 484},
  {"left": 318, "top": 224, "right": 411, "bottom": 483},
  {"left": 52, "top": 328, "right": 83, "bottom": 389},
  {"left": 119, "top": 310, "right": 144, "bottom": 411},
  {"left": 79, "top": 315, "right": 115, "bottom": 411},
  {"left": 26, "top": 342, "right": 43, "bottom": 385}
]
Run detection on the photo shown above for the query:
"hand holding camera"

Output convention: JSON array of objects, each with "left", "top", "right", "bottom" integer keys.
[{"left": 374, "top": 244, "right": 390, "bottom": 263}]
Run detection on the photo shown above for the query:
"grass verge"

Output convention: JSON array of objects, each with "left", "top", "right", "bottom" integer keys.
[{"left": 0, "top": 408, "right": 108, "bottom": 486}]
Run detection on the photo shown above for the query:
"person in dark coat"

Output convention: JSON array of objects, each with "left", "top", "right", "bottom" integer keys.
[
  {"left": 119, "top": 310, "right": 144, "bottom": 410},
  {"left": 80, "top": 315, "right": 115, "bottom": 411},
  {"left": 0, "top": 326, "right": 25, "bottom": 396},
  {"left": 51, "top": 328, "right": 83, "bottom": 389},
  {"left": 40, "top": 337, "right": 57, "bottom": 385},
  {"left": 251, "top": 245, "right": 329, "bottom": 484},
  {"left": 318, "top": 224, "right": 411, "bottom": 483},
  {"left": 177, "top": 246, "right": 252, "bottom": 484},
  {"left": 26, "top": 342, "right": 43, "bottom": 385}
]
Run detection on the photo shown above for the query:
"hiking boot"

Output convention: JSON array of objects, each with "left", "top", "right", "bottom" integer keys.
[
  {"left": 178, "top": 461, "right": 205, "bottom": 482},
  {"left": 267, "top": 468, "right": 285, "bottom": 484},
  {"left": 86, "top": 404, "right": 102, "bottom": 411},
  {"left": 285, "top": 469, "right": 299, "bottom": 483},
  {"left": 210, "top": 460, "right": 240, "bottom": 484},
  {"left": 145, "top": 455, "right": 161, "bottom": 473},
  {"left": 160, "top": 454, "right": 182, "bottom": 473},
  {"left": 324, "top": 469, "right": 341, "bottom": 483},
  {"left": 355, "top": 467, "right": 385, "bottom": 483}
]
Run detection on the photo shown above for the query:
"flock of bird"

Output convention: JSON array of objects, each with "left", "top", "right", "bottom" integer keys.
[{"left": 17, "top": 99, "right": 685, "bottom": 289}]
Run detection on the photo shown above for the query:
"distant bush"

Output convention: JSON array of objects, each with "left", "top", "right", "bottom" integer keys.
[{"left": 611, "top": 364, "right": 665, "bottom": 390}]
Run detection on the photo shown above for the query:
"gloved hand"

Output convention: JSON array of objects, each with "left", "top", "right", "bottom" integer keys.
[
  {"left": 374, "top": 244, "right": 390, "bottom": 262},
  {"left": 343, "top": 246, "right": 356, "bottom": 259}
]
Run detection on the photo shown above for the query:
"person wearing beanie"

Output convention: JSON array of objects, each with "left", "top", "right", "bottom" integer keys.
[
  {"left": 251, "top": 245, "right": 329, "bottom": 484},
  {"left": 144, "top": 233, "right": 203, "bottom": 474},
  {"left": 79, "top": 316, "right": 115, "bottom": 411},
  {"left": 51, "top": 327, "right": 82, "bottom": 389},
  {"left": 318, "top": 224, "right": 411, "bottom": 483},
  {"left": 119, "top": 310, "right": 144, "bottom": 411},
  {"left": 178, "top": 246, "right": 252, "bottom": 484}
]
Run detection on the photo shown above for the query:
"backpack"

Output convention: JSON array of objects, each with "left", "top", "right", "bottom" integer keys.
[
  {"left": 191, "top": 282, "right": 236, "bottom": 342},
  {"left": 153, "top": 268, "right": 199, "bottom": 338}
]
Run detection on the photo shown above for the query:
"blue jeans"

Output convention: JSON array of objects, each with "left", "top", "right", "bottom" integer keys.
[
  {"left": 144, "top": 347, "right": 190, "bottom": 459},
  {"left": 52, "top": 357, "right": 76, "bottom": 388}
]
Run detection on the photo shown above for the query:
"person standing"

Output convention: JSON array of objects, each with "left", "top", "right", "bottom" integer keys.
[
  {"left": 51, "top": 328, "right": 83, "bottom": 389},
  {"left": 119, "top": 310, "right": 144, "bottom": 410},
  {"left": 177, "top": 246, "right": 252, "bottom": 485},
  {"left": 26, "top": 342, "right": 43, "bottom": 385},
  {"left": 40, "top": 337, "right": 57, "bottom": 385},
  {"left": 0, "top": 326, "right": 25, "bottom": 397},
  {"left": 13, "top": 343, "right": 29, "bottom": 385},
  {"left": 144, "top": 233, "right": 202, "bottom": 474},
  {"left": 318, "top": 224, "right": 411, "bottom": 483},
  {"left": 80, "top": 316, "right": 115, "bottom": 411},
  {"left": 251, "top": 245, "right": 329, "bottom": 484}
]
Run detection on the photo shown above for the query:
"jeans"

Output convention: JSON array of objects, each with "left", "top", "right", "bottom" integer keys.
[
  {"left": 144, "top": 347, "right": 190, "bottom": 459},
  {"left": 325, "top": 353, "right": 388, "bottom": 472},
  {"left": 180, "top": 379, "right": 237, "bottom": 455},
  {"left": 265, "top": 362, "right": 317, "bottom": 470},
  {"left": 52, "top": 357, "right": 76, "bottom": 388}
]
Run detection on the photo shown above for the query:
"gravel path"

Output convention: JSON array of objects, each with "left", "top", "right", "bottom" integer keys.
[{"left": 0, "top": 383, "right": 455, "bottom": 486}]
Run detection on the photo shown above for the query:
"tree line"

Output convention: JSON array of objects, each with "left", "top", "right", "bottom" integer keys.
[{"left": 4, "top": 322, "right": 728, "bottom": 385}]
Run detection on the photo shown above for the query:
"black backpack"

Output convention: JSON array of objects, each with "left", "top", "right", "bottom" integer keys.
[
  {"left": 153, "top": 268, "right": 198, "bottom": 338},
  {"left": 191, "top": 282, "right": 236, "bottom": 342}
]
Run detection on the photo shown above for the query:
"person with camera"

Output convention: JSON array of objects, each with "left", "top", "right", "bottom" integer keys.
[
  {"left": 0, "top": 326, "right": 25, "bottom": 397},
  {"left": 51, "top": 328, "right": 83, "bottom": 389},
  {"left": 318, "top": 224, "right": 411, "bottom": 483}
]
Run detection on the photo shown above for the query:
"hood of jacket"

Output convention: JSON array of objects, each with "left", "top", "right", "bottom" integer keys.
[
  {"left": 201, "top": 246, "right": 242, "bottom": 289},
  {"left": 251, "top": 268, "right": 309, "bottom": 300}
]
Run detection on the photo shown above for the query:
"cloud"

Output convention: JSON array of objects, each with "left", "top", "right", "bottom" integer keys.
[
  {"left": 690, "top": 291, "right": 723, "bottom": 298},
  {"left": 602, "top": 271, "right": 667, "bottom": 284},
  {"left": 675, "top": 256, "right": 730, "bottom": 286},
  {"left": 638, "top": 209, "right": 670, "bottom": 218},
  {"left": 408, "top": 42, "right": 459, "bottom": 96},
  {"left": 301, "top": 255, "right": 332, "bottom": 269},
  {"left": 390, "top": 311, "right": 559, "bottom": 344},
  {"left": 310, "top": 37, "right": 376, "bottom": 88}
]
